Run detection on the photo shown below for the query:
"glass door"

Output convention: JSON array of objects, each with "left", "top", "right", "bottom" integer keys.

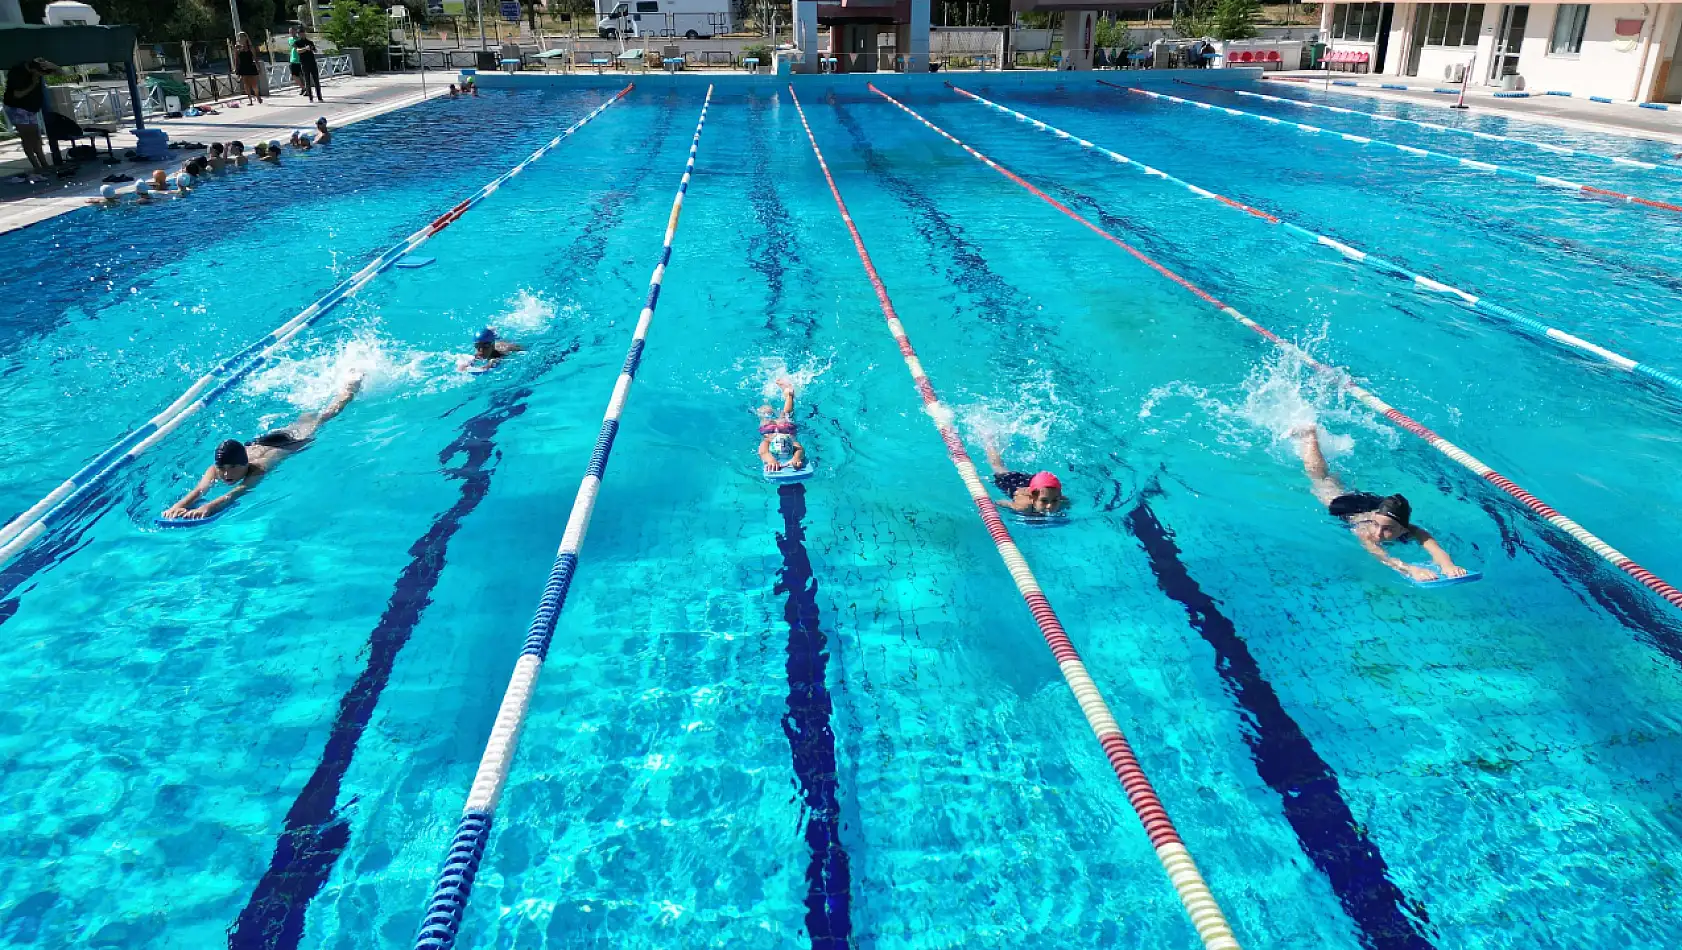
[{"left": 1488, "top": 4, "right": 1529, "bottom": 80}]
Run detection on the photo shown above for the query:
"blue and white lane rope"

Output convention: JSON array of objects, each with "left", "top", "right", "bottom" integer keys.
[
  {"left": 1173, "top": 79, "right": 1674, "bottom": 174},
  {"left": 1104, "top": 81, "right": 1682, "bottom": 216},
  {"left": 0, "top": 84, "right": 634, "bottom": 570},
  {"left": 410, "top": 85, "right": 713, "bottom": 950},
  {"left": 948, "top": 84, "right": 1682, "bottom": 396}
]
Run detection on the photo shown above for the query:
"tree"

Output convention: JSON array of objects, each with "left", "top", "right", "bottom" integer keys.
[
  {"left": 1171, "top": 0, "right": 1215, "bottom": 38},
  {"left": 323, "top": 0, "right": 393, "bottom": 66},
  {"left": 520, "top": 0, "right": 541, "bottom": 30},
  {"left": 1210, "top": 0, "right": 1259, "bottom": 39}
]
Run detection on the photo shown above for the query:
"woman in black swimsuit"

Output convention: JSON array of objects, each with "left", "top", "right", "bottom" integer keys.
[
  {"left": 1293, "top": 425, "right": 1467, "bottom": 582},
  {"left": 234, "top": 33, "right": 262, "bottom": 105}
]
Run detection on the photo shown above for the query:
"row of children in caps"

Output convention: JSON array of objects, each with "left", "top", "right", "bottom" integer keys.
[{"left": 87, "top": 117, "right": 334, "bottom": 207}]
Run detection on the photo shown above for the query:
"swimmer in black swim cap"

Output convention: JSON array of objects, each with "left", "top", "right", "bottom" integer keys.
[
  {"left": 1293, "top": 425, "right": 1467, "bottom": 582},
  {"left": 161, "top": 374, "right": 362, "bottom": 521}
]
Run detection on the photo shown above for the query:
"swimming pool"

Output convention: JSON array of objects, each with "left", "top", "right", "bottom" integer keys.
[{"left": 2, "top": 71, "right": 1681, "bottom": 949}]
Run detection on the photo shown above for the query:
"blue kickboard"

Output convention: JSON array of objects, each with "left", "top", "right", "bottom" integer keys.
[
  {"left": 1409, "top": 569, "right": 1483, "bottom": 589},
  {"left": 1007, "top": 509, "right": 1070, "bottom": 528},
  {"left": 155, "top": 506, "right": 233, "bottom": 527},
  {"left": 394, "top": 255, "right": 436, "bottom": 269},
  {"left": 764, "top": 463, "right": 814, "bottom": 483}
]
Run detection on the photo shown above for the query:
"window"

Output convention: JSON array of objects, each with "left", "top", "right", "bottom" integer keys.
[
  {"left": 1331, "top": 2, "right": 1384, "bottom": 41},
  {"left": 1550, "top": 3, "right": 1589, "bottom": 54},
  {"left": 1412, "top": 3, "right": 1485, "bottom": 47},
  {"left": 635, "top": 1, "right": 659, "bottom": 12}
]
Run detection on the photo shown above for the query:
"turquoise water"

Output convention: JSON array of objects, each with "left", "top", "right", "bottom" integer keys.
[{"left": 2, "top": 75, "right": 1681, "bottom": 949}]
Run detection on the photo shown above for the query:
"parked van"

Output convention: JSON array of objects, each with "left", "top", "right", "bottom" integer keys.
[{"left": 596, "top": 0, "right": 733, "bottom": 39}]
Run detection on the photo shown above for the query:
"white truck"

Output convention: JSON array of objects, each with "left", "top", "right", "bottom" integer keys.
[{"left": 596, "top": 0, "right": 734, "bottom": 39}]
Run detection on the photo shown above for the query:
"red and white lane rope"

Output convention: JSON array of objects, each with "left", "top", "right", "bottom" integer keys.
[
  {"left": 945, "top": 83, "right": 1682, "bottom": 397},
  {"left": 1105, "top": 81, "right": 1682, "bottom": 216},
  {"left": 868, "top": 83, "right": 1682, "bottom": 614},
  {"left": 789, "top": 86, "right": 1244, "bottom": 950}
]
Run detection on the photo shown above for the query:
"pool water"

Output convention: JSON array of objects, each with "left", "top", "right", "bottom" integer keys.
[{"left": 2, "top": 75, "right": 1681, "bottom": 949}]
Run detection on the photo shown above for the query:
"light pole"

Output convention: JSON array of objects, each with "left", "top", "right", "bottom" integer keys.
[
  {"left": 228, "top": 0, "right": 243, "bottom": 37},
  {"left": 478, "top": 0, "right": 488, "bottom": 51}
]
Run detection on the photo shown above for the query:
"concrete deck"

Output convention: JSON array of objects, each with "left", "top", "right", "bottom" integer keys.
[
  {"left": 0, "top": 73, "right": 449, "bottom": 236},
  {"left": 1265, "top": 70, "right": 1682, "bottom": 146}
]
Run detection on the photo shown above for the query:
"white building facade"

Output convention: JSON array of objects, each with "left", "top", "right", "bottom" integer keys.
[{"left": 1318, "top": 1, "right": 1682, "bottom": 102}]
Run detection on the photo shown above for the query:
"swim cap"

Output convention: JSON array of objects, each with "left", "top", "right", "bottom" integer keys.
[
  {"left": 474, "top": 328, "right": 497, "bottom": 344},
  {"left": 316, "top": 116, "right": 327, "bottom": 125},
  {"left": 268, "top": 139, "right": 281, "bottom": 150},
  {"left": 769, "top": 433, "right": 796, "bottom": 458},
  {"left": 1376, "top": 493, "right": 1412, "bottom": 527},
  {"left": 215, "top": 439, "right": 248, "bottom": 467},
  {"left": 99, "top": 184, "right": 116, "bottom": 199},
  {"left": 1029, "top": 471, "right": 1061, "bottom": 491},
  {"left": 134, "top": 181, "right": 151, "bottom": 194}
]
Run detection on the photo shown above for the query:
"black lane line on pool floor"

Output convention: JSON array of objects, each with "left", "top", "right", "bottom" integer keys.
[
  {"left": 1125, "top": 492, "right": 1438, "bottom": 950},
  {"left": 775, "top": 483, "right": 853, "bottom": 949},
  {"left": 229, "top": 93, "right": 688, "bottom": 948},
  {"left": 228, "top": 339, "right": 580, "bottom": 949}
]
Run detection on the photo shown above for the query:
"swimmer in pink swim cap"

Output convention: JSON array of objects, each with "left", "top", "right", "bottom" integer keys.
[
  {"left": 983, "top": 437, "right": 1067, "bottom": 514},
  {"left": 756, "top": 378, "right": 806, "bottom": 472}
]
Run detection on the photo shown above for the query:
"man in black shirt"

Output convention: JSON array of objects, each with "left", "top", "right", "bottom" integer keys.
[{"left": 3, "top": 57, "right": 59, "bottom": 172}]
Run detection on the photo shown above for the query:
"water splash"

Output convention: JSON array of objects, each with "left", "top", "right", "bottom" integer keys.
[
  {"left": 1138, "top": 325, "right": 1395, "bottom": 459},
  {"left": 247, "top": 325, "right": 432, "bottom": 415},
  {"left": 493, "top": 288, "right": 563, "bottom": 334}
]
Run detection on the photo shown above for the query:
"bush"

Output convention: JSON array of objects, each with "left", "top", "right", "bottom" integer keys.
[
  {"left": 1094, "top": 16, "right": 1129, "bottom": 49},
  {"left": 1211, "top": 0, "right": 1260, "bottom": 39},
  {"left": 322, "top": 0, "right": 392, "bottom": 68}
]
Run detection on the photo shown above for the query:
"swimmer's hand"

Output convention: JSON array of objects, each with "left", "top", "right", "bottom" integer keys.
[
  {"left": 1439, "top": 564, "right": 1470, "bottom": 579},
  {"left": 168, "top": 505, "right": 213, "bottom": 521},
  {"left": 161, "top": 505, "right": 189, "bottom": 519},
  {"left": 764, "top": 460, "right": 782, "bottom": 472},
  {"left": 1398, "top": 563, "right": 1439, "bottom": 583}
]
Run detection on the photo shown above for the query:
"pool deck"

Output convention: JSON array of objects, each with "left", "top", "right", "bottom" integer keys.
[
  {"left": 0, "top": 73, "right": 449, "bottom": 236},
  {"left": 1264, "top": 70, "right": 1682, "bottom": 146}
]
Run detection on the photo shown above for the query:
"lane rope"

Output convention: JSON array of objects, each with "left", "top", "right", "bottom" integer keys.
[
  {"left": 1269, "top": 74, "right": 1682, "bottom": 126},
  {"left": 1172, "top": 79, "right": 1674, "bottom": 174},
  {"left": 870, "top": 83, "right": 1682, "bottom": 614},
  {"left": 409, "top": 84, "right": 713, "bottom": 950},
  {"left": 947, "top": 83, "right": 1682, "bottom": 396},
  {"left": 795, "top": 85, "right": 1245, "bottom": 950},
  {"left": 1101, "top": 80, "right": 1682, "bottom": 216},
  {"left": 0, "top": 84, "right": 635, "bottom": 570}
]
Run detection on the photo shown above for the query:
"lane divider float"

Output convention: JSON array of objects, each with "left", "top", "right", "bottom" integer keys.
[
  {"left": 800, "top": 85, "right": 1244, "bottom": 950},
  {"left": 1103, "top": 81, "right": 1682, "bottom": 216},
  {"left": 947, "top": 84, "right": 1682, "bottom": 395},
  {"left": 872, "top": 83, "right": 1682, "bottom": 614},
  {"left": 1172, "top": 78, "right": 1672, "bottom": 174},
  {"left": 0, "top": 84, "right": 635, "bottom": 571},
  {"left": 1272, "top": 75, "right": 1682, "bottom": 120},
  {"left": 409, "top": 85, "right": 713, "bottom": 950}
]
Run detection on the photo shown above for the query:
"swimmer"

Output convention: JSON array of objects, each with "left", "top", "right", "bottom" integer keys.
[
  {"left": 229, "top": 141, "right": 248, "bottom": 166},
  {"left": 448, "top": 83, "right": 459, "bottom": 97},
  {"left": 983, "top": 436, "right": 1067, "bottom": 514},
  {"left": 149, "top": 168, "right": 171, "bottom": 191},
  {"left": 313, "top": 116, "right": 332, "bottom": 144},
  {"left": 206, "top": 142, "right": 226, "bottom": 171},
  {"left": 133, "top": 181, "right": 153, "bottom": 203},
  {"left": 757, "top": 378, "right": 806, "bottom": 472},
  {"left": 258, "top": 141, "right": 281, "bottom": 164},
  {"left": 86, "top": 183, "right": 121, "bottom": 206},
  {"left": 458, "top": 327, "right": 525, "bottom": 371},
  {"left": 1293, "top": 424, "right": 1468, "bottom": 582},
  {"left": 161, "top": 375, "right": 363, "bottom": 521}
]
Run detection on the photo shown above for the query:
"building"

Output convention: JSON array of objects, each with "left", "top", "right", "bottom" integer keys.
[{"left": 1318, "top": 1, "right": 1682, "bottom": 102}]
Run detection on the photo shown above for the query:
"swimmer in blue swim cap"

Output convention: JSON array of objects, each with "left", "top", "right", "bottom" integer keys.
[
  {"left": 459, "top": 327, "right": 524, "bottom": 372},
  {"left": 756, "top": 379, "right": 805, "bottom": 472},
  {"left": 1293, "top": 424, "right": 1467, "bottom": 582}
]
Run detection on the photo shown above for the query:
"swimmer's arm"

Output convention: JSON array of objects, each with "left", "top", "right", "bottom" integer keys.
[
  {"left": 759, "top": 436, "right": 778, "bottom": 471},
  {"left": 163, "top": 467, "right": 218, "bottom": 516},
  {"left": 790, "top": 443, "right": 805, "bottom": 469},
  {"left": 498, "top": 342, "right": 526, "bottom": 355},
  {"left": 1357, "top": 535, "right": 1436, "bottom": 581},
  {"left": 1412, "top": 528, "right": 1468, "bottom": 578},
  {"left": 194, "top": 471, "right": 263, "bottom": 517},
  {"left": 777, "top": 380, "right": 795, "bottom": 416}
]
